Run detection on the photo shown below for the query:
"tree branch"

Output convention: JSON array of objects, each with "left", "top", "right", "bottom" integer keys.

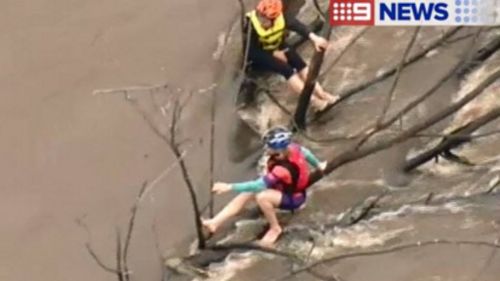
[
  {"left": 274, "top": 239, "right": 500, "bottom": 281},
  {"left": 294, "top": 23, "right": 333, "bottom": 129},
  {"left": 404, "top": 107, "right": 500, "bottom": 171},
  {"left": 355, "top": 27, "right": 421, "bottom": 149},
  {"left": 313, "top": 27, "right": 463, "bottom": 121},
  {"left": 308, "top": 66, "right": 500, "bottom": 185}
]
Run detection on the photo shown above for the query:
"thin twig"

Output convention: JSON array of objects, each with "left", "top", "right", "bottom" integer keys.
[
  {"left": 75, "top": 217, "right": 123, "bottom": 275},
  {"left": 319, "top": 27, "right": 371, "bottom": 79},
  {"left": 355, "top": 27, "right": 421, "bottom": 149},
  {"left": 209, "top": 88, "right": 216, "bottom": 218},
  {"left": 346, "top": 28, "right": 483, "bottom": 146},
  {"left": 92, "top": 83, "right": 169, "bottom": 96},
  {"left": 116, "top": 227, "right": 125, "bottom": 281},
  {"left": 123, "top": 182, "right": 148, "bottom": 279}
]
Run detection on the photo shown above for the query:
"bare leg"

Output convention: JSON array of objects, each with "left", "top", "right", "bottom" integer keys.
[
  {"left": 255, "top": 189, "right": 283, "bottom": 247},
  {"left": 202, "top": 193, "right": 255, "bottom": 233},
  {"left": 298, "top": 67, "right": 339, "bottom": 103},
  {"left": 287, "top": 74, "right": 328, "bottom": 111}
]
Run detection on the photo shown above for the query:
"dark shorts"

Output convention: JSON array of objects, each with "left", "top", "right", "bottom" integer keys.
[
  {"left": 279, "top": 192, "right": 306, "bottom": 211},
  {"left": 248, "top": 47, "right": 307, "bottom": 80}
]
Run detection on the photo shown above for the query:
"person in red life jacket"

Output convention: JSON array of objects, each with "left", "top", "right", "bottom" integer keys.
[
  {"left": 244, "top": 0, "right": 339, "bottom": 111},
  {"left": 202, "top": 126, "right": 327, "bottom": 247}
]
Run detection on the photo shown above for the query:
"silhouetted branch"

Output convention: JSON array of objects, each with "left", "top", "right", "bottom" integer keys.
[
  {"left": 294, "top": 23, "right": 333, "bottom": 129},
  {"left": 76, "top": 217, "right": 124, "bottom": 277},
  {"left": 168, "top": 98, "right": 206, "bottom": 249},
  {"left": 116, "top": 228, "right": 125, "bottom": 281}
]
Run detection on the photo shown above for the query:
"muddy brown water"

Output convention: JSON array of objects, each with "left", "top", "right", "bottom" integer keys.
[
  {"left": 0, "top": 1, "right": 254, "bottom": 281},
  {"left": 2, "top": 1, "right": 500, "bottom": 281}
]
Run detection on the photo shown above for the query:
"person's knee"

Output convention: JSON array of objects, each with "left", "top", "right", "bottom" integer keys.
[
  {"left": 286, "top": 72, "right": 300, "bottom": 82},
  {"left": 255, "top": 191, "right": 269, "bottom": 204}
]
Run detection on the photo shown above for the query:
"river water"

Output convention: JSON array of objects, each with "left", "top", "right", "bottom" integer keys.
[{"left": 2, "top": 1, "right": 499, "bottom": 281}]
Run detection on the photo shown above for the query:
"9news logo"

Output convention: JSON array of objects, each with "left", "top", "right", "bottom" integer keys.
[
  {"left": 329, "top": 0, "right": 499, "bottom": 26},
  {"left": 330, "top": 0, "right": 375, "bottom": 25}
]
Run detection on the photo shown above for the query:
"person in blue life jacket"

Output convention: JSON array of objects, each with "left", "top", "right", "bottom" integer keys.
[
  {"left": 244, "top": 0, "right": 339, "bottom": 111},
  {"left": 202, "top": 126, "right": 327, "bottom": 247}
]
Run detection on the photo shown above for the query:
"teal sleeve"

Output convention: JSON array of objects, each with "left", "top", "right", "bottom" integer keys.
[
  {"left": 231, "top": 178, "right": 267, "bottom": 193},
  {"left": 301, "top": 146, "right": 321, "bottom": 168}
]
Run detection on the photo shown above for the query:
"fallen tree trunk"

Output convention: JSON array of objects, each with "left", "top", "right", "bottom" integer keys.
[{"left": 403, "top": 107, "right": 500, "bottom": 172}]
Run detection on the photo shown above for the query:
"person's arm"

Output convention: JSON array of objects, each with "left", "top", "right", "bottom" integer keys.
[
  {"left": 231, "top": 177, "right": 267, "bottom": 193},
  {"left": 301, "top": 146, "right": 321, "bottom": 167},
  {"left": 284, "top": 13, "right": 311, "bottom": 38},
  {"left": 284, "top": 13, "right": 329, "bottom": 52}
]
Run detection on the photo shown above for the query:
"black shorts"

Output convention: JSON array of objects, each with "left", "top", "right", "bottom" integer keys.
[{"left": 248, "top": 47, "right": 307, "bottom": 80}]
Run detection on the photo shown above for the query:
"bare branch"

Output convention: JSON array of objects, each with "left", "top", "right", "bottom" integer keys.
[
  {"left": 167, "top": 98, "right": 206, "bottom": 249},
  {"left": 116, "top": 227, "right": 125, "bottom": 281},
  {"left": 92, "top": 83, "right": 169, "bottom": 96},
  {"left": 123, "top": 182, "right": 148, "bottom": 279},
  {"left": 75, "top": 217, "right": 123, "bottom": 276},
  {"left": 208, "top": 88, "right": 217, "bottom": 217},
  {"left": 308, "top": 66, "right": 500, "bottom": 184},
  {"left": 274, "top": 239, "right": 500, "bottom": 281},
  {"left": 319, "top": 27, "right": 371, "bottom": 79},
  {"left": 313, "top": 27, "right": 463, "bottom": 120},
  {"left": 355, "top": 27, "right": 421, "bottom": 149}
]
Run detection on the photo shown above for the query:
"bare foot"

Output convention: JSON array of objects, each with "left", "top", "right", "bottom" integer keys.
[
  {"left": 201, "top": 218, "right": 217, "bottom": 239},
  {"left": 258, "top": 226, "right": 282, "bottom": 248},
  {"left": 311, "top": 98, "right": 328, "bottom": 112},
  {"left": 325, "top": 94, "right": 340, "bottom": 105}
]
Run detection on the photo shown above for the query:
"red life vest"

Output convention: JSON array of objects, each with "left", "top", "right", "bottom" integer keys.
[{"left": 267, "top": 143, "right": 310, "bottom": 194}]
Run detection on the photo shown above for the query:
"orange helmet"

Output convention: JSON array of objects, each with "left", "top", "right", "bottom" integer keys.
[{"left": 256, "top": 0, "right": 283, "bottom": 19}]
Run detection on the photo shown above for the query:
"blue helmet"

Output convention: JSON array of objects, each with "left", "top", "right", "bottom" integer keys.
[{"left": 263, "top": 126, "right": 292, "bottom": 150}]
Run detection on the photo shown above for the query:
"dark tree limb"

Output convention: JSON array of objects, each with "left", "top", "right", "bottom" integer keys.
[
  {"left": 294, "top": 24, "right": 333, "bottom": 129},
  {"left": 404, "top": 107, "right": 500, "bottom": 172},
  {"left": 168, "top": 98, "right": 206, "bottom": 249},
  {"left": 116, "top": 228, "right": 125, "bottom": 281},
  {"left": 313, "top": 27, "right": 463, "bottom": 121}
]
